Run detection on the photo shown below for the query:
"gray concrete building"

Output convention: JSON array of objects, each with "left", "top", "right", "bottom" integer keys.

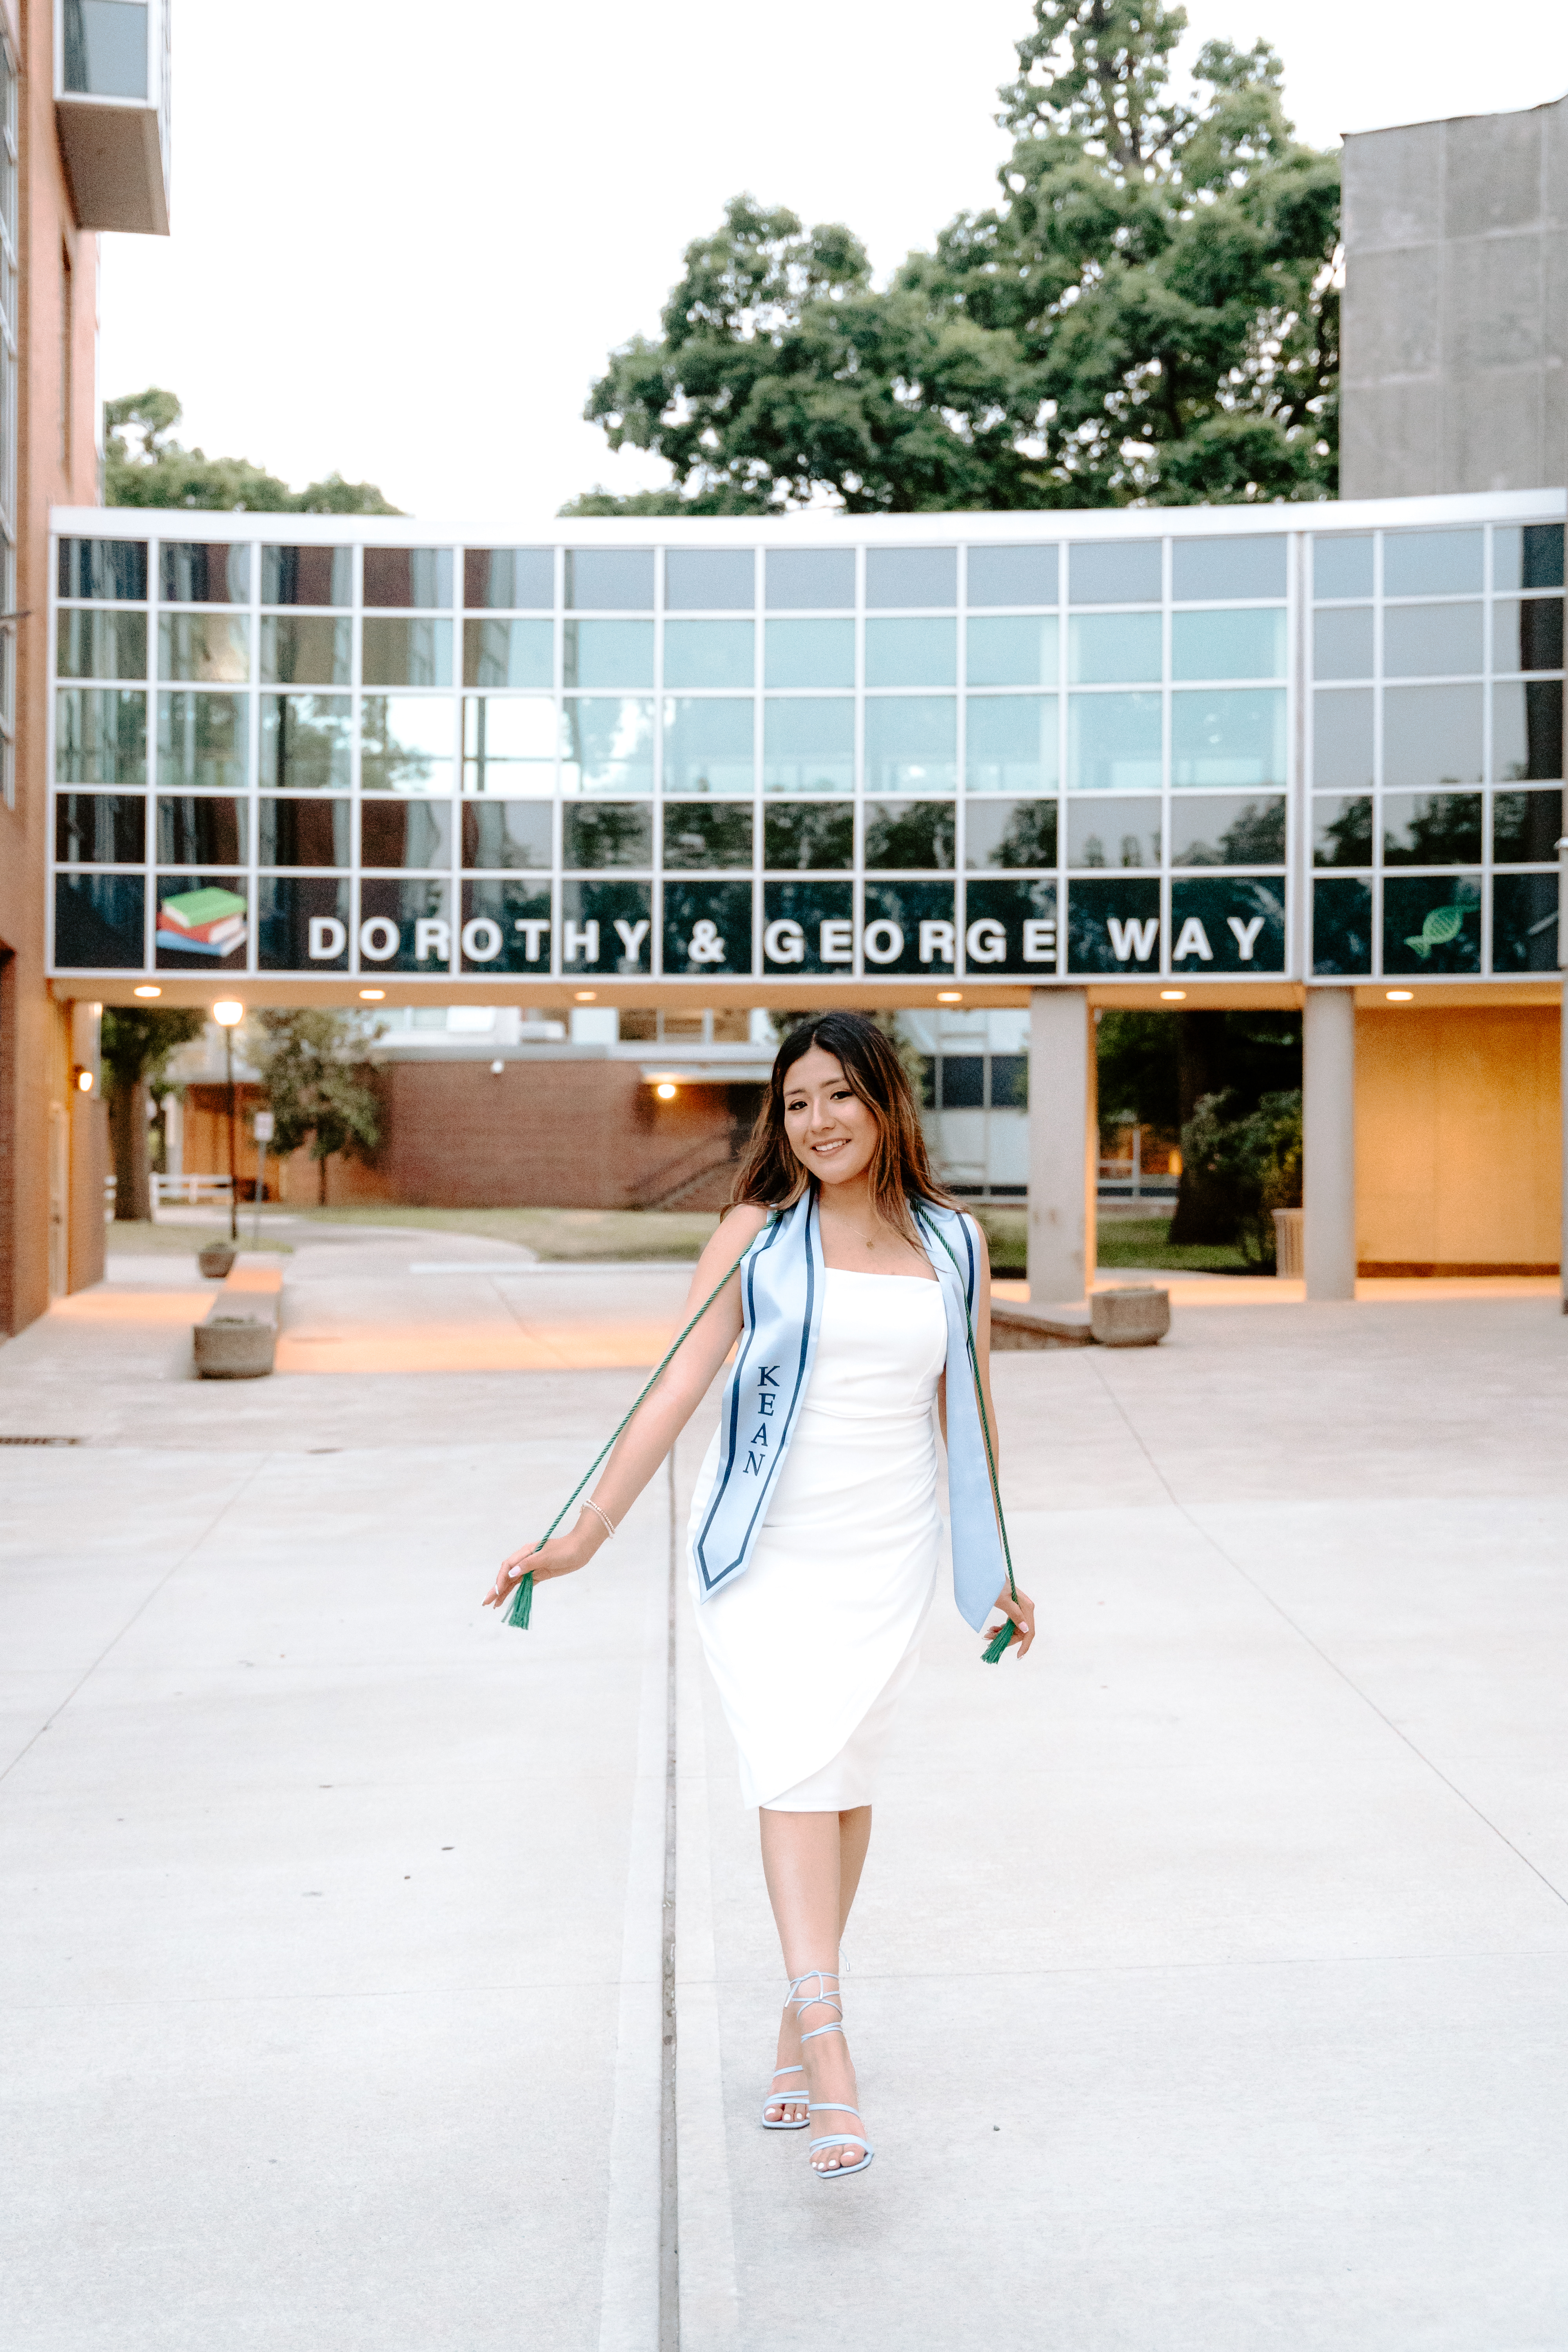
[{"left": 1341, "top": 91, "right": 1568, "bottom": 500}]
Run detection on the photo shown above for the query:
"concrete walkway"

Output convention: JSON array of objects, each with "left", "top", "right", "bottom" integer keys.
[{"left": 3, "top": 1254, "right": 1568, "bottom": 2347}]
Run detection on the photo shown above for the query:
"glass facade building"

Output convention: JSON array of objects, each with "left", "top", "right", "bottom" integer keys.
[{"left": 47, "top": 496, "right": 1564, "bottom": 990}]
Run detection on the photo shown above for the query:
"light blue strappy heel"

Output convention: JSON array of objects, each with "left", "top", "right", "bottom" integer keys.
[
  {"left": 788, "top": 1967, "right": 875, "bottom": 2179},
  {"left": 760, "top": 2061, "right": 808, "bottom": 2129}
]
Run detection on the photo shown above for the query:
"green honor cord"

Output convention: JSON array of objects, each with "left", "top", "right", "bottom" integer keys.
[
  {"left": 503, "top": 1251, "right": 751, "bottom": 1630},
  {"left": 506, "top": 1207, "right": 1023, "bottom": 1664}
]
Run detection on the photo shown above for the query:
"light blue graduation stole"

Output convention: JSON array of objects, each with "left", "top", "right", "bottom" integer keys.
[{"left": 692, "top": 1192, "right": 1007, "bottom": 1633}]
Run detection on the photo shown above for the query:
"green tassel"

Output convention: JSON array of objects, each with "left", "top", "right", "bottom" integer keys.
[
  {"left": 505, "top": 1570, "right": 534, "bottom": 1631},
  {"left": 982, "top": 1617, "right": 1017, "bottom": 1664}
]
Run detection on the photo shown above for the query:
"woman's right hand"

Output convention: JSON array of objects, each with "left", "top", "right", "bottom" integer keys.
[{"left": 482, "top": 1521, "right": 597, "bottom": 1611}]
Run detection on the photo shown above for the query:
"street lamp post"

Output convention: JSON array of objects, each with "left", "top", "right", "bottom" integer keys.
[{"left": 212, "top": 1001, "right": 245, "bottom": 1244}]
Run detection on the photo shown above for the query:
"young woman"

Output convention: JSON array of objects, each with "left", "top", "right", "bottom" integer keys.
[{"left": 485, "top": 1011, "right": 1033, "bottom": 2178}]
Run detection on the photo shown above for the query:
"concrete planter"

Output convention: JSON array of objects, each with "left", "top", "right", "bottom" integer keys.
[
  {"left": 1272, "top": 1207, "right": 1305, "bottom": 1278},
  {"left": 1089, "top": 1286, "right": 1171, "bottom": 1347},
  {"left": 193, "top": 1315, "right": 276, "bottom": 1379},
  {"left": 198, "top": 1243, "right": 237, "bottom": 1280}
]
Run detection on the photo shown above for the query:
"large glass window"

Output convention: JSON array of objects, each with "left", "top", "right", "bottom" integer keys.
[
  {"left": 662, "top": 698, "right": 753, "bottom": 795},
  {"left": 864, "top": 697, "right": 956, "bottom": 793},
  {"left": 463, "top": 697, "right": 557, "bottom": 796},
  {"left": 54, "top": 873, "right": 145, "bottom": 967},
  {"left": 966, "top": 544, "right": 1056, "bottom": 607},
  {"left": 1383, "top": 875, "right": 1482, "bottom": 975},
  {"left": 261, "top": 545, "right": 351, "bottom": 606},
  {"left": 664, "top": 620, "right": 753, "bottom": 689},
  {"left": 562, "top": 697, "right": 655, "bottom": 795},
  {"left": 160, "top": 543, "right": 249, "bottom": 604},
  {"left": 157, "top": 795, "right": 245, "bottom": 866},
  {"left": 1312, "top": 690, "right": 1373, "bottom": 791},
  {"left": 1068, "top": 613, "right": 1160, "bottom": 683},
  {"left": 1068, "top": 541, "right": 1160, "bottom": 605},
  {"left": 1493, "top": 524, "right": 1564, "bottom": 592},
  {"left": 665, "top": 549, "right": 753, "bottom": 610},
  {"left": 362, "top": 617, "right": 453, "bottom": 688},
  {"left": 157, "top": 692, "right": 249, "bottom": 791},
  {"left": 662, "top": 880, "right": 752, "bottom": 975},
  {"left": 360, "top": 697, "right": 456, "bottom": 794},
  {"left": 1312, "top": 876, "right": 1372, "bottom": 974},
  {"left": 863, "top": 801, "right": 954, "bottom": 871},
  {"left": 258, "top": 877, "right": 350, "bottom": 971},
  {"left": 763, "top": 803, "right": 854, "bottom": 869},
  {"left": 1312, "top": 535, "right": 1373, "bottom": 600},
  {"left": 762, "top": 699, "right": 853, "bottom": 794},
  {"left": 865, "top": 547, "right": 955, "bottom": 608},
  {"left": 56, "top": 610, "right": 145, "bottom": 680},
  {"left": 965, "top": 695, "right": 1057, "bottom": 794},
  {"left": 565, "top": 550, "right": 654, "bottom": 610},
  {"left": 360, "top": 800, "right": 452, "bottom": 869},
  {"left": 1382, "top": 792, "right": 1482, "bottom": 866},
  {"left": 1313, "top": 608, "right": 1374, "bottom": 679},
  {"left": 866, "top": 617, "right": 956, "bottom": 687},
  {"left": 964, "top": 799, "right": 1056, "bottom": 869},
  {"left": 564, "top": 619, "right": 653, "bottom": 688},
  {"left": 463, "top": 618, "right": 551, "bottom": 690},
  {"left": 1312, "top": 797, "right": 1373, "bottom": 868},
  {"left": 1494, "top": 789, "right": 1564, "bottom": 862},
  {"left": 765, "top": 619, "right": 853, "bottom": 689},
  {"left": 1383, "top": 529, "right": 1482, "bottom": 597},
  {"left": 762, "top": 879, "right": 854, "bottom": 971},
  {"left": 1492, "top": 681, "right": 1563, "bottom": 782},
  {"left": 464, "top": 548, "right": 553, "bottom": 609},
  {"left": 765, "top": 549, "right": 854, "bottom": 610},
  {"left": 460, "top": 800, "right": 553, "bottom": 871},
  {"left": 1066, "top": 692, "right": 1160, "bottom": 792},
  {"left": 54, "top": 791, "right": 144, "bottom": 865},
  {"left": 1171, "top": 689, "right": 1286, "bottom": 789},
  {"left": 662, "top": 802, "right": 753, "bottom": 868},
  {"left": 58, "top": 537, "right": 147, "bottom": 601},
  {"left": 1493, "top": 599, "right": 1563, "bottom": 674},
  {"left": 261, "top": 694, "right": 351, "bottom": 791},
  {"left": 1382, "top": 684, "right": 1483, "bottom": 788},
  {"left": 563, "top": 802, "right": 651, "bottom": 869},
  {"left": 258, "top": 798, "right": 351, "bottom": 867},
  {"left": 260, "top": 616, "right": 350, "bottom": 686},
  {"left": 62, "top": 2, "right": 148, "bottom": 98},
  {"left": 363, "top": 547, "right": 452, "bottom": 609},
  {"left": 1171, "top": 535, "right": 1285, "bottom": 601},
  {"left": 1066, "top": 798, "right": 1160, "bottom": 868},
  {"left": 1493, "top": 875, "right": 1559, "bottom": 971},
  {"left": 1169, "top": 796, "right": 1286, "bottom": 866},
  {"left": 966, "top": 615, "right": 1057, "bottom": 687},
  {"left": 55, "top": 688, "right": 146, "bottom": 784},
  {"left": 158, "top": 615, "right": 250, "bottom": 683},
  {"left": 1383, "top": 603, "right": 1482, "bottom": 677},
  {"left": 1171, "top": 609, "right": 1284, "bottom": 681}
]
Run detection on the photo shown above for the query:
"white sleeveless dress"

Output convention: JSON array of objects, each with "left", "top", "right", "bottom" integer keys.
[{"left": 688, "top": 1268, "right": 947, "bottom": 1810}]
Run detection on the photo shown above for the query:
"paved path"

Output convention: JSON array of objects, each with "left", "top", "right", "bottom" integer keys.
[{"left": 3, "top": 1255, "right": 1568, "bottom": 2347}]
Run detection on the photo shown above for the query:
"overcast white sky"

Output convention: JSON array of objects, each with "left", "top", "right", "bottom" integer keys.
[{"left": 96, "top": 0, "right": 1568, "bottom": 521}]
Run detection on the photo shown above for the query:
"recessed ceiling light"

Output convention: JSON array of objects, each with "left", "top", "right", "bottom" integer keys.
[
  {"left": 132, "top": 984, "right": 161, "bottom": 998},
  {"left": 359, "top": 988, "right": 385, "bottom": 1000},
  {"left": 1160, "top": 989, "right": 1186, "bottom": 1001},
  {"left": 655, "top": 1082, "right": 678, "bottom": 1100},
  {"left": 936, "top": 990, "right": 962, "bottom": 1003},
  {"left": 574, "top": 989, "right": 596, "bottom": 1002},
  {"left": 1386, "top": 989, "right": 1414, "bottom": 1001}
]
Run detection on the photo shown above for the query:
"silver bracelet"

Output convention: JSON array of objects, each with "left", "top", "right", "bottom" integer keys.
[{"left": 582, "top": 1497, "right": 618, "bottom": 1542}]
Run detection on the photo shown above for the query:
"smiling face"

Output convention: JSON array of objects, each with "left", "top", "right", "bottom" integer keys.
[{"left": 781, "top": 1045, "right": 881, "bottom": 1190}]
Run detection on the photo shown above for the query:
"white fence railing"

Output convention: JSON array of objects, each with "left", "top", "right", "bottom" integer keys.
[{"left": 151, "top": 1174, "right": 234, "bottom": 1220}]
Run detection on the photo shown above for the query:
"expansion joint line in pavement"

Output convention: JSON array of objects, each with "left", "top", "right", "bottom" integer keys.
[
  {"left": 661, "top": 1447, "right": 680, "bottom": 2351},
  {"left": 0, "top": 1454, "right": 272, "bottom": 1788},
  {"left": 1087, "top": 1357, "right": 1568, "bottom": 1917}
]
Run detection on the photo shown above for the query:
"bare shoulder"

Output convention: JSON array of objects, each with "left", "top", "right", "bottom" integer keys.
[{"left": 698, "top": 1201, "right": 771, "bottom": 1277}]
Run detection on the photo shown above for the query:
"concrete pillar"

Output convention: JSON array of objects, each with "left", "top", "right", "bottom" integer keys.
[
  {"left": 1304, "top": 987, "right": 1357, "bottom": 1300},
  {"left": 1027, "top": 988, "right": 1096, "bottom": 1303}
]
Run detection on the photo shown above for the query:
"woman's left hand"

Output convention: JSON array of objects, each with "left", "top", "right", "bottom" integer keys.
[{"left": 986, "top": 1584, "right": 1036, "bottom": 1659}]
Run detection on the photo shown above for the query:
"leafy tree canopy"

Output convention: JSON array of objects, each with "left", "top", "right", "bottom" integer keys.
[
  {"left": 249, "top": 1009, "right": 383, "bottom": 1205},
  {"left": 570, "top": 0, "right": 1338, "bottom": 516},
  {"left": 105, "top": 388, "right": 401, "bottom": 514}
]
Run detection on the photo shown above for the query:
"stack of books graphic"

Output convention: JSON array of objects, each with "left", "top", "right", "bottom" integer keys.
[{"left": 156, "top": 887, "right": 248, "bottom": 958}]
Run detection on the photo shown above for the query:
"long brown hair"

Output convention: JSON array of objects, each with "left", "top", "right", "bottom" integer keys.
[{"left": 731, "top": 1012, "right": 956, "bottom": 1235}]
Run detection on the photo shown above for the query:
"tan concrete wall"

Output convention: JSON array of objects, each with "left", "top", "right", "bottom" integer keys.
[
  {"left": 0, "top": 0, "right": 103, "bottom": 1329},
  {"left": 1356, "top": 1006, "right": 1561, "bottom": 1272}
]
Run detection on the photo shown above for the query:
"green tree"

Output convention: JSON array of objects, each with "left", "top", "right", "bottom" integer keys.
[
  {"left": 573, "top": 0, "right": 1338, "bottom": 515},
  {"left": 100, "top": 1006, "right": 206, "bottom": 1221},
  {"left": 249, "top": 1010, "right": 383, "bottom": 1205},
  {"left": 1180, "top": 1086, "right": 1301, "bottom": 1265},
  {"left": 105, "top": 388, "right": 402, "bottom": 514}
]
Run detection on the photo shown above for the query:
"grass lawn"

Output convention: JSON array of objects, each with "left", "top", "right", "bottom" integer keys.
[
  {"left": 1095, "top": 1216, "right": 1252, "bottom": 1274},
  {"left": 285, "top": 1205, "right": 721, "bottom": 1261},
  {"left": 105, "top": 1220, "right": 294, "bottom": 1256}
]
